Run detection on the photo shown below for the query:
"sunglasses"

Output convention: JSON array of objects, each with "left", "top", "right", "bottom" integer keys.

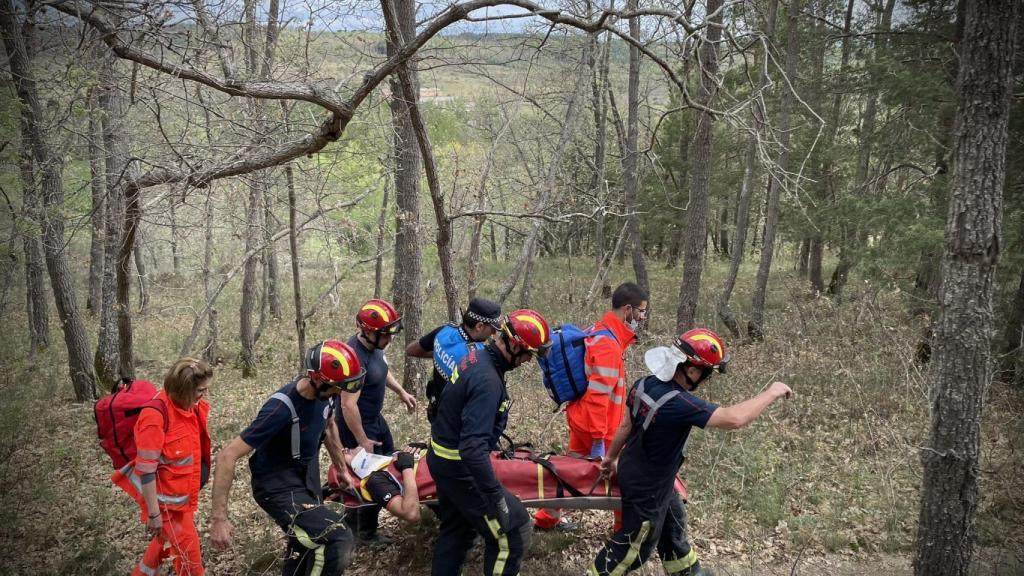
[{"left": 378, "top": 320, "right": 403, "bottom": 335}]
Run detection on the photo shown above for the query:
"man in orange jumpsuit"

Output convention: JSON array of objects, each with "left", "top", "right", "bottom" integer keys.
[{"left": 534, "top": 282, "right": 648, "bottom": 531}]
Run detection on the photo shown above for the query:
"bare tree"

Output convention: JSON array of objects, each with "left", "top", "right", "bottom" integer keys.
[
  {"left": 675, "top": 0, "right": 724, "bottom": 331},
  {"left": 914, "top": 1, "right": 1019, "bottom": 574},
  {"left": 386, "top": 0, "right": 425, "bottom": 390},
  {"left": 749, "top": 0, "right": 801, "bottom": 341},
  {"left": 86, "top": 90, "right": 105, "bottom": 314},
  {"left": 383, "top": 0, "right": 460, "bottom": 322},
  {"left": 1, "top": 0, "right": 97, "bottom": 400},
  {"left": 622, "top": 0, "right": 648, "bottom": 292}
]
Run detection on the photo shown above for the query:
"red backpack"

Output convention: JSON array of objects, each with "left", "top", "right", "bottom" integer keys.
[{"left": 94, "top": 378, "right": 167, "bottom": 469}]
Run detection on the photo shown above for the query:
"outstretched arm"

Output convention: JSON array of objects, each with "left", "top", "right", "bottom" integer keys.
[{"left": 706, "top": 381, "right": 792, "bottom": 430}]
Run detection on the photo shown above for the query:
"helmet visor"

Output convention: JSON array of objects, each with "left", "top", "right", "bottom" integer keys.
[
  {"left": 327, "top": 369, "right": 366, "bottom": 393},
  {"left": 379, "top": 319, "right": 403, "bottom": 335}
]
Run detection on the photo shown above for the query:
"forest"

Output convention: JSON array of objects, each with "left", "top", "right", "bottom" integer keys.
[{"left": 0, "top": 0, "right": 1021, "bottom": 574}]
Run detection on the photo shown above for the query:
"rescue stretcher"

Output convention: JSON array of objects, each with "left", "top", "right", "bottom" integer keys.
[{"left": 326, "top": 447, "right": 688, "bottom": 510}]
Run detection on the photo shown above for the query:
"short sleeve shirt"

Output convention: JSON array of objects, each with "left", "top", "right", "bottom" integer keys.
[
  {"left": 363, "top": 470, "right": 403, "bottom": 506},
  {"left": 241, "top": 379, "right": 335, "bottom": 494},
  {"left": 619, "top": 376, "right": 718, "bottom": 490},
  {"left": 336, "top": 336, "right": 389, "bottom": 432}
]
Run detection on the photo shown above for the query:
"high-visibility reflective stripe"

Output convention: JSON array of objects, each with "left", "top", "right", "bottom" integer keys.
[
  {"left": 587, "top": 565, "right": 600, "bottom": 576},
  {"left": 135, "top": 461, "right": 158, "bottom": 474},
  {"left": 292, "top": 525, "right": 326, "bottom": 576},
  {"left": 609, "top": 520, "right": 651, "bottom": 576},
  {"left": 123, "top": 464, "right": 191, "bottom": 506},
  {"left": 159, "top": 455, "right": 193, "bottom": 466},
  {"left": 137, "top": 561, "right": 158, "bottom": 576},
  {"left": 137, "top": 449, "right": 160, "bottom": 460},
  {"left": 537, "top": 463, "right": 544, "bottom": 499},
  {"left": 430, "top": 439, "right": 461, "bottom": 460},
  {"left": 587, "top": 382, "right": 616, "bottom": 395},
  {"left": 484, "top": 517, "right": 510, "bottom": 575},
  {"left": 662, "top": 549, "right": 698, "bottom": 573},
  {"left": 586, "top": 365, "right": 620, "bottom": 379}
]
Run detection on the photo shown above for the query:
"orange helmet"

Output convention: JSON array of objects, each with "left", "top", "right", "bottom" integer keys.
[
  {"left": 502, "top": 309, "right": 552, "bottom": 357},
  {"left": 306, "top": 340, "right": 365, "bottom": 392},
  {"left": 356, "top": 299, "right": 402, "bottom": 335},
  {"left": 674, "top": 328, "right": 730, "bottom": 373}
]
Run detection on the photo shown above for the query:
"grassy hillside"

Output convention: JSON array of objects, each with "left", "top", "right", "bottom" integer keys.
[{"left": 1, "top": 254, "right": 1021, "bottom": 575}]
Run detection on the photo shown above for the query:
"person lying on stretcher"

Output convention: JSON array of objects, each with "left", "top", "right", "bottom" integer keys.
[{"left": 330, "top": 445, "right": 423, "bottom": 523}]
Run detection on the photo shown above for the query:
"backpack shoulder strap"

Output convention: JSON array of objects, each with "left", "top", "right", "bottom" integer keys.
[
  {"left": 271, "top": 392, "right": 301, "bottom": 461},
  {"left": 141, "top": 399, "right": 169, "bottom": 433}
]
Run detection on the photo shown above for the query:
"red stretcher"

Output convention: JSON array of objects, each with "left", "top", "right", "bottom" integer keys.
[{"left": 326, "top": 449, "right": 688, "bottom": 510}]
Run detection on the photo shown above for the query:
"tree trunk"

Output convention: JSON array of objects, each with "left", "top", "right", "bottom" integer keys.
[
  {"left": 133, "top": 226, "right": 149, "bottom": 313},
  {"left": 715, "top": 0, "right": 777, "bottom": 337},
  {"left": 202, "top": 188, "right": 218, "bottom": 364},
  {"left": 1000, "top": 266, "right": 1024, "bottom": 386},
  {"left": 623, "top": 0, "right": 648, "bottom": 293},
  {"left": 387, "top": 0, "right": 424, "bottom": 391},
  {"left": 829, "top": 0, "right": 896, "bottom": 296},
  {"left": 2, "top": 0, "right": 97, "bottom": 400},
  {"left": 383, "top": 0, "right": 459, "bottom": 322},
  {"left": 374, "top": 172, "right": 390, "bottom": 299},
  {"left": 19, "top": 118, "right": 49, "bottom": 357},
  {"left": 95, "top": 51, "right": 127, "bottom": 387},
  {"left": 168, "top": 193, "right": 180, "bottom": 276},
  {"left": 467, "top": 115, "right": 511, "bottom": 300},
  {"left": 498, "top": 52, "right": 588, "bottom": 305},
  {"left": 589, "top": 32, "right": 611, "bottom": 270},
  {"left": 914, "top": 2, "right": 1018, "bottom": 574},
  {"left": 285, "top": 162, "right": 305, "bottom": 368},
  {"left": 749, "top": 0, "right": 802, "bottom": 341},
  {"left": 808, "top": 238, "right": 823, "bottom": 293},
  {"left": 264, "top": 193, "right": 282, "bottom": 320},
  {"left": 87, "top": 92, "right": 106, "bottom": 314},
  {"left": 239, "top": 174, "right": 264, "bottom": 378},
  {"left": 675, "top": 0, "right": 723, "bottom": 332}
]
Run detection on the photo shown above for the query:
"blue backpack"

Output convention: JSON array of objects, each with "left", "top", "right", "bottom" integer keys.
[{"left": 538, "top": 324, "right": 616, "bottom": 405}]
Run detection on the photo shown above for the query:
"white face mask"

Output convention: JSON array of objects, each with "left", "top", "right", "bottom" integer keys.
[{"left": 627, "top": 318, "right": 638, "bottom": 332}]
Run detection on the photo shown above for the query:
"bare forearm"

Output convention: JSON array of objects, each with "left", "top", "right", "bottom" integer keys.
[
  {"left": 342, "top": 404, "right": 369, "bottom": 445},
  {"left": 398, "top": 469, "right": 420, "bottom": 519},
  {"left": 324, "top": 420, "right": 346, "bottom": 470},
  {"left": 385, "top": 373, "right": 404, "bottom": 394},
  {"left": 210, "top": 453, "right": 237, "bottom": 521}
]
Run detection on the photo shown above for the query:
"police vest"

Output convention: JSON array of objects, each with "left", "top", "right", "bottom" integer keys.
[{"left": 433, "top": 324, "right": 485, "bottom": 385}]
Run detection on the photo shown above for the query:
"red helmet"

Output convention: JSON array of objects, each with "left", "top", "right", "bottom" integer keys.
[
  {"left": 356, "top": 299, "right": 402, "bottom": 334},
  {"left": 502, "top": 309, "right": 552, "bottom": 357},
  {"left": 674, "top": 328, "right": 730, "bottom": 373},
  {"left": 306, "top": 340, "right": 365, "bottom": 391}
]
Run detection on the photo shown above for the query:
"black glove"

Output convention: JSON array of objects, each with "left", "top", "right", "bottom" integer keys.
[
  {"left": 486, "top": 492, "right": 512, "bottom": 535},
  {"left": 395, "top": 452, "right": 415, "bottom": 472}
]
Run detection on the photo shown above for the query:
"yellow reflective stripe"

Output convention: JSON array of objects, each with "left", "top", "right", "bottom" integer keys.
[
  {"left": 292, "top": 525, "right": 325, "bottom": 576},
  {"left": 484, "top": 517, "right": 510, "bottom": 575},
  {"left": 320, "top": 345, "right": 350, "bottom": 375},
  {"left": 587, "top": 565, "right": 600, "bottom": 576},
  {"left": 609, "top": 520, "right": 651, "bottom": 576},
  {"left": 430, "top": 439, "right": 461, "bottom": 460},
  {"left": 663, "top": 549, "right": 697, "bottom": 572},
  {"left": 362, "top": 303, "right": 391, "bottom": 322},
  {"left": 537, "top": 463, "right": 544, "bottom": 498}
]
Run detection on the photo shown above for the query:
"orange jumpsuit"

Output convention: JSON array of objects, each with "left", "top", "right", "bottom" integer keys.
[
  {"left": 113, "top": 391, "right": 211, "bottom": 576},
  {"left": 535, "top": 311, "right": 635, "bottom": 529}
]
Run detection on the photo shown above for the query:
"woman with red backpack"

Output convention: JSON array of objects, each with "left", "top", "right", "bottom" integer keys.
[{"left": 112, "top": 358, "right": 213, "bottom": 576}]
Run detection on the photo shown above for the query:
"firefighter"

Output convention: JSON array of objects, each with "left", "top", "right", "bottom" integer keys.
[
  {"left": 428, "top": 309, "right": 552, "bottom": 576},
  {"left": 535, "top": 282, "right": 648, "bottom": 531},
  {"left": 406, "top": 297, "right": 503, "bottom": 422},
  {"left": 209, "top": 340, "right": 365, "bottom": 576},
  {"left": 589, "top": 329, "right": 793, "bottom": 576},
  {"left": 113, "top": 358, "right": 214, "bottom": 576},
  {"left": 337, "top": 298, "right": 417, "bottom": 544}
]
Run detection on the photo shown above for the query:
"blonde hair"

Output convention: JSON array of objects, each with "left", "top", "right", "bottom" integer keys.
[{"left": 164, "top": 357, "right": 213, "bottom": 407}]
